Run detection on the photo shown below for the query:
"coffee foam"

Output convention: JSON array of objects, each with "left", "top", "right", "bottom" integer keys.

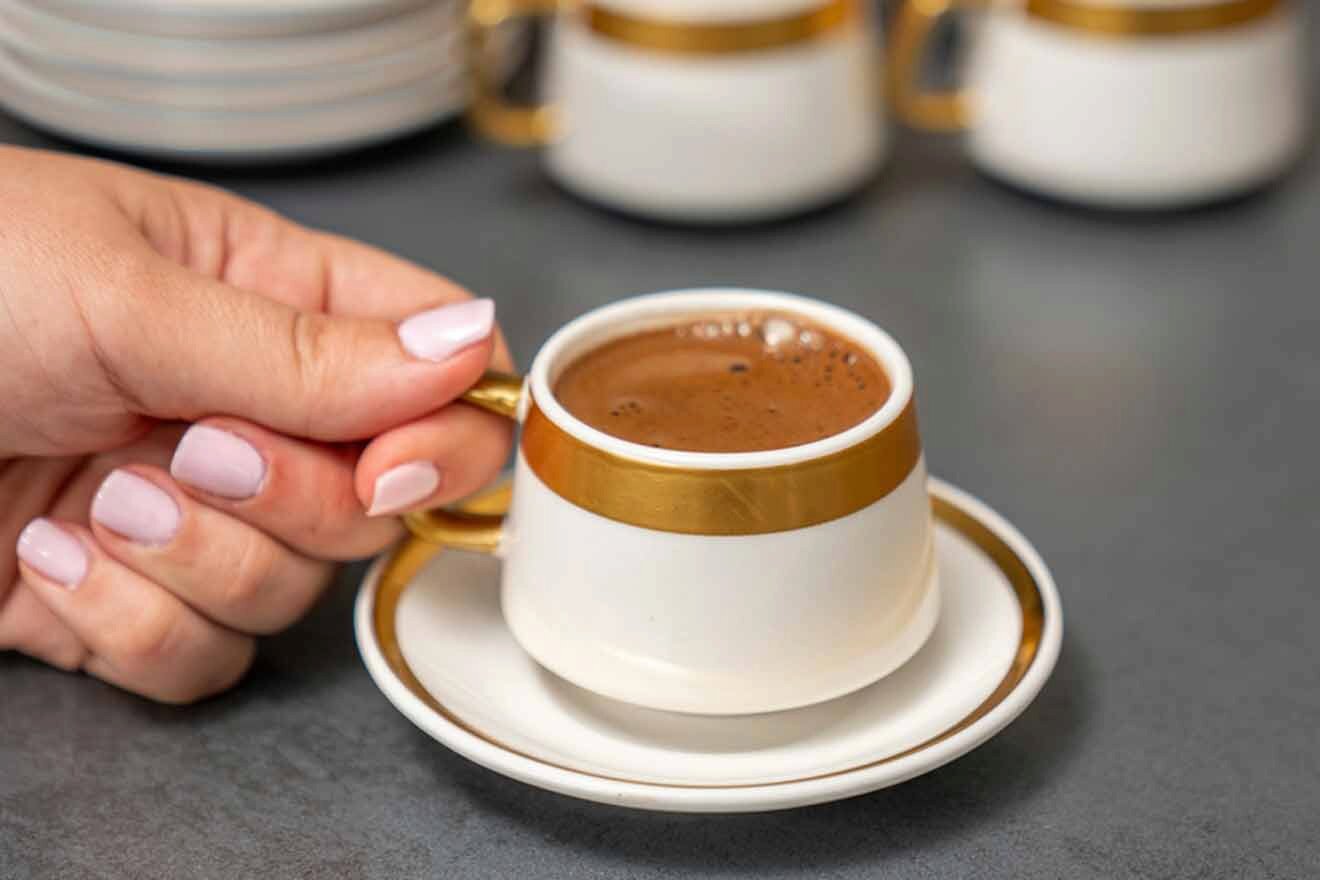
[{"left": 553, "top": 311, "right": 890, "bottom": 454}]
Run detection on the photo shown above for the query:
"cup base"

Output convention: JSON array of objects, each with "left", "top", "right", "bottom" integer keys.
[
  {"left": 545, "top": 146, "right": 885, "bottom": 226},
  {"left": 505, "top": 553, "right": 942, "bottom": 717}
]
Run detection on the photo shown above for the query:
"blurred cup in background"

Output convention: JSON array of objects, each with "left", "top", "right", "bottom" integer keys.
[
  {"left": 468, "top": 0, "right": 888, "bottom": 223},
  {"left": 889, "top": 0, "right": 1307, "bottom": 209}
]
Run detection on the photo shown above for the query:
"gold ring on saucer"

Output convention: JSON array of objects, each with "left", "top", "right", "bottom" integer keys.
[{"left": 371, "top": 481, "right": 1047, "bottom": 789}]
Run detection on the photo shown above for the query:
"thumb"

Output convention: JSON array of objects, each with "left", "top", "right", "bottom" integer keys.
[{"left": 101, "top": 264, "right": 496, "bottom": 441}]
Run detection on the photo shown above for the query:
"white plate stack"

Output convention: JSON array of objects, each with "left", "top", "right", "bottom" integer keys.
[{"left": 0, "top": 0, "right": 522, "bottom": 162}]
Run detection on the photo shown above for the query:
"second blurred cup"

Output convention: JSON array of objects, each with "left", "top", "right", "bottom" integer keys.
[
  {"left": 889, "top": 0, "right": 1306, "bottom": 209},
  {"left": 468, "top": 0, "right": 886, "bottom": 222}
]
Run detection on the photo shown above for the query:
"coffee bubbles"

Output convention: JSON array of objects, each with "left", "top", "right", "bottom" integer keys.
[{"left": 554, "top": 311, "right": 889, "bottom": 453}]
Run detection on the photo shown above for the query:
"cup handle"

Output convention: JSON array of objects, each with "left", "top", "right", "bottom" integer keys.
[
  {"left": 468, "top": 0, "right": 565, "bottom": 146},
  {"left": 400, "top": 371, "right": 524, "bottom": 556},
  {"left": 887, "top": 0, "right": 980, "bottom": 132}
]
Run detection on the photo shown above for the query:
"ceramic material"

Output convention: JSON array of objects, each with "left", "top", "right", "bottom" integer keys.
[
  {"left": 501, "top": 455, "right": 938, "bottom": 716},
  {"left": 441, "top": 289, "right": 938, "bottom": 715},
  {"left": 356, "top": 478, "right": 1064, "bottom": 813},
  {"left": 469, "top": 0, "right": 886, "bottom": 222},
  {"left": 0, "top": 0, "right": 524, "bottom": 162},
  {"left": 0, "top": 47, "right": 467, "bottom": 160},
  {"left": 0, "top": 0, "right": 461, "bottom": 76},
  {"left": 1, "top": 32, "right": 465, "bottom": 109},
  {"left": 30, "top": 0, "right": 431, "bottom": 39},
  {"left": 891, "top": 0, "right": 1307, "bottom": 208}
]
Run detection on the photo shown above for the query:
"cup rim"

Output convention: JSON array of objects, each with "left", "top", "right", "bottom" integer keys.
[{"left": 526, "top": 288, "right": 916, "bottom": 471}]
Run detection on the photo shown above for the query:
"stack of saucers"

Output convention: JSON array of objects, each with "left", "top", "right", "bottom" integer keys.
[{"left": 0, "top": 0, "right": 523, "bottom": 162}]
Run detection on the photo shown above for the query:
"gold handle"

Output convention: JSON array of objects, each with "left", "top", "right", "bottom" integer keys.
[
  {"left": 401, "top": 371, "right": 524, "bottom": 555},
  {"left": 888, "top": 0, "right": 979, "bottom": 132},
  {"left": 376, "top": 475, "right": 515, "bottom": 640},
  {"left": 468, "top": 0, "right": 564, "bottom": 146}
]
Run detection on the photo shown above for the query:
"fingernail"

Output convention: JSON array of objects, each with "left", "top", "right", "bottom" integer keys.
[
  {"left": 17, "top": 519, "right": 88, "bottom": 589},
  {"left": 91, "top": 470, "right": 181, "bottom": 547},
  {"left": 368, "top": 461, "right": 441, "bottom": 517},
  {"left": 398, "top": 299, "right": 495, "bottom": 362},
  {"left": 170, "top": 425, "right": 266, "bottom": 500}
]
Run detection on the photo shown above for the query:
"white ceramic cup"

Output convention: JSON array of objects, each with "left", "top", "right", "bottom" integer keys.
[
  {"left": 889, "top": 0, "right": 1307, "bottom": 208},
  {"left": 466, "top": 0, "right": 887, "bottom": 222},
  {"left": 398, "top": 289, "right": 938, "bottom": 715}
]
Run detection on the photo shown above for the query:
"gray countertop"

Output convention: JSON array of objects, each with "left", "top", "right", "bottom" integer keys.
[{"left": 3, "top": 43, "right": 1320, "bottom": 879}]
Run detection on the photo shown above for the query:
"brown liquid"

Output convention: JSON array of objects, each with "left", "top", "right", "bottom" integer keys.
[{"left": 553, "top": 312, "right": 890, "bottom": 453}]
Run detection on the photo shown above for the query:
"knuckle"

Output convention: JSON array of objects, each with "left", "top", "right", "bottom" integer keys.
[
  {"left": 47, "top": 640, "right": 89, "bottom": 673},
  {"left": 284, "top": 564, "right": 333, "bottom": 622},
  {"left": 109, "top": 598, "right": 186, "bottom": 669},
  {"left": 155, "top": 639, "right": 255, "bottom": 705},
  {"left": 221, "top": 531, "right": 278, "bottom": 618},
  {"left": 296, "top": 476, "right": 369, "bottom": 559},
  {"left": 0, "top": 589, "right": 89, "bottom": 671},
  {"left": 98, "top": 242, "right": 159, "bottom": 292},
  {"left": 288, "top": 311, "right": 336, "bottom": 425},
  {"left": 211, "top": 639, "right": 257, "bottom": 694}
]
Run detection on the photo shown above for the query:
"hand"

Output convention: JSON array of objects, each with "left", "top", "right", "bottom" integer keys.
[{"left": 0, "top": 147, "right": 513, "bottom": 702}]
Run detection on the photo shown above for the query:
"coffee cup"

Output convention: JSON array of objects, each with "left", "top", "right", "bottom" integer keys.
[
  {"left": 888, "top": 0, "right": 1306, "bottom": 208},
  {"left": 466, "top": 0, "right": 887, "bottom": 222},
  {"left": 394, "top": 289, "right": 938, "bottom": 715}
]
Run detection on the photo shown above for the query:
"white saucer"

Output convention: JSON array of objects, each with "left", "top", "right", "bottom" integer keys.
[
  {"left": 28, "top": 0, "right": 431, "bottom": 39},
  {"left": 356, "top": 478, "right": 1062, "bottom": 813},
  {"left": 0, "top": 28, "right": 522, "bottom": 161},
  {"left": 0, "top": 0, "right": 461, "bottom": 77},
  {"left": 0, "top": 50, "right": 465, "bottom": 161},
  {"left": 0, "top": 36, "right": 465, "bottom": 110}
]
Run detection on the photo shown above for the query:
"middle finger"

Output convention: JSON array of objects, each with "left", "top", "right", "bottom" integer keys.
[{"left": 168, "top": 417, "right": 402, "bottom": 560}]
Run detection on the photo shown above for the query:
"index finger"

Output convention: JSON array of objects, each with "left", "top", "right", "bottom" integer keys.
[
  {"left": 156, "top": 178, "right": 514, "bottom": 371},
  {"left": 308, "top": 230, "right": 514, "bottom": 372},
  {"left": 309, "top": 231, "right": 516, "bottom": 372}
]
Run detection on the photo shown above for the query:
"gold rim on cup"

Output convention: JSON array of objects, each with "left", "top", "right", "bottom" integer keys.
[
  {"left": 372, "top": 482, "right": 1048, "bottom": 789},
  {"left": 403, "top": 371, "right": 923, "bottom": 542},
  {"left": 519, "top": 396, "right": 922, "bottom": 536}
]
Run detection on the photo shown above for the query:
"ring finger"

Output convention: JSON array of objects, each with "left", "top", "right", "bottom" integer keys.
[{"left": 87, "top": 465, "right": 333, "bottom": 635}]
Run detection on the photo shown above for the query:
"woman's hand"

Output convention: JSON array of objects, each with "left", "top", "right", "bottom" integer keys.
[{"left": 0, "top": 146, "right": 513, "bottom": 702}]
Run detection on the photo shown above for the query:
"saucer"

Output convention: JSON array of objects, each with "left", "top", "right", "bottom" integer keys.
[
  {"left": 355, "top": 478, "right": 1062, "bottom": 813},
  {"left": 29, "top": 0, "right": 431, "bottom": 39}
]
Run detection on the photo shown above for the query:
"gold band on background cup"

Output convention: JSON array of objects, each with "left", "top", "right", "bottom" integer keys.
[
  {"left": 888, "top": 0, "right": 1287, "bottom": 133},
  {"left": 1026, "top": 0, "right": 1282, "bottom": 36},
  {"left": 468, "top": 0, "right": 863, "bottom": 146}
]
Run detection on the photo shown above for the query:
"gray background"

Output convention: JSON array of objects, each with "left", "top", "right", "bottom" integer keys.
[{"left": 2, "top": 21, "right": 1319, "bottom": 878}]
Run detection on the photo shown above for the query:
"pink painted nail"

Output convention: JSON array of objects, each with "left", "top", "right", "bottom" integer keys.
[
  {"left": 368, "top": 461, "right": 441, "bottom": 517},
  {"left": 170, "top": 425, "right": 266, "bottom": 500},
  {"left": 17, "top": 519, "right": 88, "bottom": 589},
  {"left": 91, "top": 470, "right": 181, "bottom": 547},
  {"left": 397, "top": 299, "right": 495, "bottom": 362}
]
